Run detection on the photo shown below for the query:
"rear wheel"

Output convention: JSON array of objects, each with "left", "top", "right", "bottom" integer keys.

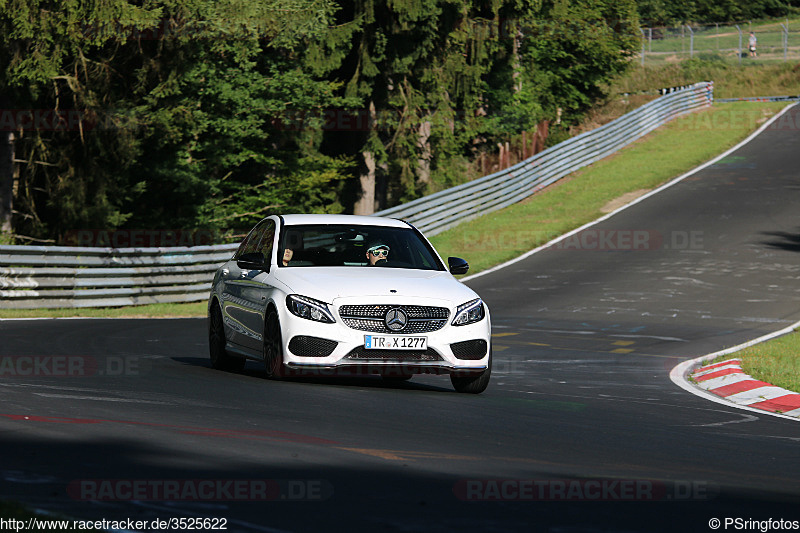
[
  {"left": 209, "top": 305, "right": 245, "bottom": 372},
  {"left": 263, "top": 308, "right": 286, "bottom": 378},
  {"left": 450, "top": 349, "right": 491, "bottom": 394}
]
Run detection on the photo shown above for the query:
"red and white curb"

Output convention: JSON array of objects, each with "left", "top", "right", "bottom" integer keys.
[
  {"left": 670, "top": 320, "right": 800, "bottom": 422},
  {"left": 691, "top": 359, "right": 800, "bottom": 418}
]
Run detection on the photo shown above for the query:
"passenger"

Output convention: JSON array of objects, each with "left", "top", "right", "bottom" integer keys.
[
  {"left": 366, "top": 243, "right": 389, "bottom": 266},
  {"left": 282, "top": 248, "right": 294, "bottom": 266}
]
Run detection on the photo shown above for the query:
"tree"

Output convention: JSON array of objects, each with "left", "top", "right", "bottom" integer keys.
[
  {"left": 502, "top": 0, "right": 640, "bottom": 125},
  {"left": 636, "top": 0, "right": 800, "bottom": 25},
  {"left": 0, "top": 0, "right": 163, "bottom": 242},
  {"left": 0, "top": 0, "right": 645, "bottom": 242},
  {"left": 0, "top": 0, "right": 347, "bottom": 243},
  {"left": 310, "top": 0, "right": 515, "bottom": 213}
]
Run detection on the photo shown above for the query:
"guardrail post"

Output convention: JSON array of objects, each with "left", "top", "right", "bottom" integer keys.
[
  {"left": 736, "top": 25, "right": 742, "bottom": 65},
  {"left": 781, "top": 23, "right": 788, "bottom": 61},
  {"left": 640, "top": 28, "right": 646, "bottom": 66}
]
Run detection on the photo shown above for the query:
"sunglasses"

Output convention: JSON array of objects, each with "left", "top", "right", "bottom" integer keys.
[{"left": 370, "top": 250, "right": 388, "bottom": 257}]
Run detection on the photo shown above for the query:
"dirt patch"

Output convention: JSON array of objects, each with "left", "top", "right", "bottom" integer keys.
[{"left": 600, "top": 189, "right": 652, "bottom": 213}]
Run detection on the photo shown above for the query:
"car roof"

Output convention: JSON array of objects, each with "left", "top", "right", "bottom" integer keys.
[{"left": 279, "top": 214, "right": 411, "bottom": 228}]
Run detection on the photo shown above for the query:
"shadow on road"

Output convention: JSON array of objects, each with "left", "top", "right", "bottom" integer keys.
[
  {"left": 172, "top": 356, "right": 455, "bottom": 394},
  {"left": 1, "top": 431, "right": 798, "bottom": 532},
  {"left": 761, "top": 229, "right": 800, "bottom": 252}
]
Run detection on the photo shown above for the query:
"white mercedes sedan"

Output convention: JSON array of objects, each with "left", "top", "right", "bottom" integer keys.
[{"left": 208, "top": 214, "right": 491, "bottom": 393}]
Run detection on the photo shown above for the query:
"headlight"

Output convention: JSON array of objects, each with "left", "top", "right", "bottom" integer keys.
[
  {"left": 452, "top": 298, "right": 485, "bottom": 326},
  {"left": 286, "top": 295, "right": 335, "bottom": 323}
]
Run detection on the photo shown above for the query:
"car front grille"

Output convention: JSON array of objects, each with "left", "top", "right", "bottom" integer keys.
[
  {"left": 345, "top": 346, "right": 443, "bottom": 362},
  {"left": 450, "top": 339, "right": 488, "bottom": 360},
  {"left": 288, "top": 336, "right": 338, "bottom": 357},
  {"left": 339, "top": 305, "right": 449, "bottom": 334}
]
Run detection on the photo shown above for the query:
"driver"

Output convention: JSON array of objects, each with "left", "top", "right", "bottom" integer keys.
[
  {"left": 366, "top": 243, "right": 389, "bottom": 266},
  {"left": 282, "top": 248, "right": 294, "bottom": 266}
]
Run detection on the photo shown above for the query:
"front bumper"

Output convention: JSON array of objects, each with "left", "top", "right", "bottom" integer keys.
[{"left": 277, "top": 295, "right": 491, "bottom": 375}]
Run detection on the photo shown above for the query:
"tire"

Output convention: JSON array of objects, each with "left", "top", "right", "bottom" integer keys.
[
  {"left": 263, "top": 308, "right": 286, "bottom": 379},
  {"left": 450, "top": 348, "right": 491, "bottom": 394},
  {"left": 209, "top": 304, "right": 245, "bottom": 372}
]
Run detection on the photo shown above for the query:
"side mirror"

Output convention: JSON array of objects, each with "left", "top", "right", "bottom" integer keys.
[
  {"left": 448, "top": 256, "right": 469, "bottom": 275},
  {"left": 237, "top": 252, "right": 268, "bottom": 271}
]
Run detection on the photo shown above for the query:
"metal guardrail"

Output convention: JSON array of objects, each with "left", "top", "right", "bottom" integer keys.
[
  {"left": 715, "top": 95, "right": 799, "bottom": 103},
  {"left": 375, "top": 82, "right": 714, "bottom": 235},
  {"left": 0, "top": 82, "right": 713, "bottom": 309},
  {"left": 0, "top": 244, "right": 238, "bottom": 309}
]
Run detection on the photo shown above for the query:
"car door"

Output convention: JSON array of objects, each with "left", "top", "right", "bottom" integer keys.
[
  {"left": 222, "top": 219, "right": 273, "bottom": 352},
  {"left": 235, "top": 219, "right": 278, "bottom": 352}
]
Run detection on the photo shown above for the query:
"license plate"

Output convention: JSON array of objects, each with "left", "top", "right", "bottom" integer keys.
[{"left": 364, "top": 335, "right": 427, "bottom": 350}]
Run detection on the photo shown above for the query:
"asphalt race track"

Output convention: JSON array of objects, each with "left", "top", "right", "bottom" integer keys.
[{"left": 1, "top": 105, "right": 799, "bottom": 532}]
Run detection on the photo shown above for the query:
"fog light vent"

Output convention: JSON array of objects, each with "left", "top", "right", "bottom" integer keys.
[
  {"left": 288, "top": 336, "right": 338, "bottom": 357},
  {"left": 450, "top": 339, "right": 488, "bottom": 360}
]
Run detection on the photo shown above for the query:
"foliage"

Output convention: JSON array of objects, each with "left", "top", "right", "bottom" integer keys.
[
  {"left": 487, "top": 0, "right": 640, "bottom": 128},
  {"left": 0, "top": 0, "right": 351, "bottom": 241},
  {"left": 0, "top": 0, "right": 642, "bottom": 244},
  {"left": 637, "top": 0, "right": 800, "bottom": 25}
]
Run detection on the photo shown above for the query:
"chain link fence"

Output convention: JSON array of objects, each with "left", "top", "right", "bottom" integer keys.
[{"left": 640, "top": 20, "right": 800, "bottom": 65}]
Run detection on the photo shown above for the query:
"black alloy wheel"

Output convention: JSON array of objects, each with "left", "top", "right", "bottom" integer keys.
[{"left": 263, "top": 308, "right": 286, "bottom": 378}]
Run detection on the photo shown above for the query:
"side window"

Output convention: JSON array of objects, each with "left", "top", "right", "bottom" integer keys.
[
  {"left": 234, "top": 221, "right": 268, "bottom": 259},
  {"left": 257, "top": 220, "right": 276, "bottom": 264},
  {"left": 234, "top": 230, "right": 254, "bottom": 260}
]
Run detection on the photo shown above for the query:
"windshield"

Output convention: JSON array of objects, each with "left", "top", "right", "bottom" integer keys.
[{"left": 278, "top": 224, "right": 445, "bottom": 271}]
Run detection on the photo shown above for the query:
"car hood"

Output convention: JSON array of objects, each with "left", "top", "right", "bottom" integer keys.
[{"left": 276, "top": 267, "right": 479, "bottom": 305}]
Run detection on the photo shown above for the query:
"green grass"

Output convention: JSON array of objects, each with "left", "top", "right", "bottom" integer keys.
[
  {"left": 616, "top": 61, "right": 800, "bottom": 100},
  {"left": 738, "top": 331, "right": 800, "bottom": 393},
  {"left": 430, "top": 101, "right": 788, "bottom": 272},
  {"left": 544, "top": 60, "right": 799, "bottom": 160},
  {"left": 710, "top": 330, "right": 800, "bottom": 393},
  {"left": 0, "top": 301, "right": 207, "bottom": 319}
]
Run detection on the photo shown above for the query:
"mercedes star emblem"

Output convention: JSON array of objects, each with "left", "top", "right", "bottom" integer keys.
[{"left": 384, "top": 308, "right": 408, "bottom": 332}]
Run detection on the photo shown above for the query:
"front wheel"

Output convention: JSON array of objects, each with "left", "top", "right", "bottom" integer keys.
[
  {"left": 263, "top": 308, "right": 286, "bottom": 379},
  {"left": 450, "top": 349, "right": 491, "bottom": 394}
]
